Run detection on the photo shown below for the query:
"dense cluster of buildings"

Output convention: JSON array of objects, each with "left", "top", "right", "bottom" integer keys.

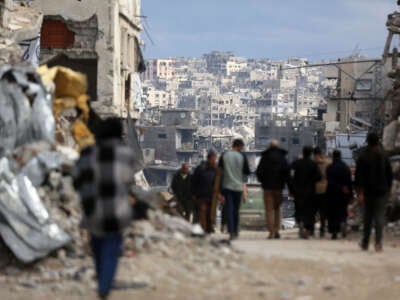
[
  {"left": 141, "top": 53, "right": 329, "bottom": 128},
  {"left": 140, "top": 52, "right": 332, "bottom": 166},
  {"left": 140, "top": 50, "right": 394, "bottom": 182}
]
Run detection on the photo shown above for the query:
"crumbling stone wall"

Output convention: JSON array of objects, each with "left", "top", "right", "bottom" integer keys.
[
  {"left": 40, "top": 15, "right": 98, "bottom": 52},
  {"left": 33, "top": 0, "right": 143, "bottom": 119}
]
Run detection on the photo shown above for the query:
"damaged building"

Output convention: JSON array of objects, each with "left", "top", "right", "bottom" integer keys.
[
  {"left": 31, "top": 0, "right": 145, "bottom": 119},
  {"left": 142, "top": 109, "right": 198, "bottom": 163},
  {"left": 0, "top": 0, "right": 42, "bottom": 65}
]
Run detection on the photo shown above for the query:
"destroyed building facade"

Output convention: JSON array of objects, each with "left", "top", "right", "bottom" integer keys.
[
  {"left": 31, "top": 0, "right": 144, "bottom": 119},
  {"left": 142, "top": 109, "right": 198, "bottom": 163},
  {"left": 0, "top": 0, "right": 42, "bottom": 65}
]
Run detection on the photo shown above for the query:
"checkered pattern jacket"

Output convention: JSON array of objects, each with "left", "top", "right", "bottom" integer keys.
[{"left": 73, "top": 138, "right": 134, "bottom": 236}]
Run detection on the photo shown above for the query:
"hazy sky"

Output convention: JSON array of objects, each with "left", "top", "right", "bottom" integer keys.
[{"left": 141, "top": 0, "right": 397, "bottom": 61}]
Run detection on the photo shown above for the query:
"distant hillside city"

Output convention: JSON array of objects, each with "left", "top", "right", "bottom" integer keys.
[{"left": 139, "top": 51, "right": 387, "bottom": 185}]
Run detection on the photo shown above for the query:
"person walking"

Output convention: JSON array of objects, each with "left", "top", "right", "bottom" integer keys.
[
  {"left": 171, "top": 163, "right": 193, "bottom": 221},
  {"left": 313, "top": 147, "right": 330, "bottom": 237},
  {"left": 256, "top": 139, "right": 289, "bottom": 239},
  {"left": 191, "top": 150, "right": 218, "bottom": 233},
  {"left": 355, "top": 132, "right": 393, "bottom": 252},
  {"left": 74, "top": 118, "right": 134, "bottom": 300},
  {"left": 215, "top": 139, "right": 251, "bottom": 240},
  {"left": 289, "top": 146, "right": 322, "bottom": 239},
  {"left": 326, "top": 150, "right": 353, "bottom": 240}
]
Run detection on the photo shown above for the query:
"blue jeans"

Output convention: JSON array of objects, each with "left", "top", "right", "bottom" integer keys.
[
  {"left": 90, "top": 234, "right": 123, "bottom": 296},
  {"left": 223, "top": 189, "right": 242, "bottom": 235}
]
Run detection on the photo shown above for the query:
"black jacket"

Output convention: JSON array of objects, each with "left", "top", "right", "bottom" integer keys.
[
  {"left": 171, "top": 171, "right": 192, "bottom": 210},
  {"left": 256, "top": 146, "right": 289, "bottom": 190},
  {"left": 191, "top": 161, "right": 217, "bottom": 200},
  {"left": 326, "top": 159, "right": 353, "bottom": 201},
  {"left": 355, "top": 147, "right": 393, "bottom": 197},
  {"left": 289, "top": 157, "right": 322, "bottom": 198}
]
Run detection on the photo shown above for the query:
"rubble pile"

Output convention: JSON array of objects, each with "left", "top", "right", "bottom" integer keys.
[
  {"left": 386, "top": 220, "right": 400, "bottom": 236},
  {"left": 382, "top": 10, "right": 400, "bottom": 221},
  {"left": 0, "top": 66, "right": 74, "bottom": 263}
]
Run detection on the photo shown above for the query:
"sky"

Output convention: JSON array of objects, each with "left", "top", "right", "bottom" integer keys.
[{"left": 141, "top": 0, "right": 398, "bottom": 61}]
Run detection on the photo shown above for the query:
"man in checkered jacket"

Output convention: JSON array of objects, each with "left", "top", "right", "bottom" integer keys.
[{"left": 74, "top": 118, "right": 134, "bottom": 300}]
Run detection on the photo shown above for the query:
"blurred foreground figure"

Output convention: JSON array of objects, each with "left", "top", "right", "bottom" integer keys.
[
  {"left": 289, "top": 146, "right": 322, "bottom": 239},
  {"left": 74, "top": 118, "right": 134, "bottom": 299},
  {"left": 171, "top": 163, "right": 193, "bottom": 221},
  {"left": 216, "top": 139, "right": 250, "bottom": 240},
  {"left": 326, "top": 150, "right": 352, "bottom": 240},
  {"left": 256, "top": 139, "right": 289, "bottom": 239},
  {"left": 355, "top": 132, "right": 393, "bottom": 252},
  {"left": 192, "top": 150, "right": 217, "bottom": 233}
]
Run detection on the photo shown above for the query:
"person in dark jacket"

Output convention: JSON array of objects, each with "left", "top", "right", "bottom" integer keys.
[
  {"left": 355, "top": 132, "right": 393, "bottom": 252},
  {"left": 171, "top": 163, "right": 193, "bottom": 221},
  {"left": 256, "top": 139, "right": 289, "bottom": 239},
  {"left": 289, "top": 146, "right": 322, "bottom": 239},
  {"left": 191, "top": 150, "right": 217, "bottom": 233},
  {"left": 326, "top": 150, "right": 353, "bottom": 240}
]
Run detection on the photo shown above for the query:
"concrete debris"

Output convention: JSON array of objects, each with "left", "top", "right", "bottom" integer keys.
[
  {"left": 0, "top": 65, "right": 55, "bottom": 156},
  {"left": 382, "top": 35, "right": 400, "bottom": 221},
  {"left": 386, "top": 221, "right": 400, "bottom": 236},
  {"left": 0, "top": 157, "right": 71, "bottom": 263},
  {"left": 0, "top": 0, "right": 42, "bottom": 65},
  {"left": 387, "top": 12, "right": 400, "bottom": 32},
  {"left": 37, "top": 65, "right": 95, "bottom": 151}
]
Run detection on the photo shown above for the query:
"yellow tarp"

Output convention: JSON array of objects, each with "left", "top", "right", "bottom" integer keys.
[{"left": 38, "top": 65, "right": 94, "bottom": 151}]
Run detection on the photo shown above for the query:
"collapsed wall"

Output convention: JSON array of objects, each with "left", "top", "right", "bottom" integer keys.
[{"left": 382, "top": 10, "right": 400, "bottom": 221}]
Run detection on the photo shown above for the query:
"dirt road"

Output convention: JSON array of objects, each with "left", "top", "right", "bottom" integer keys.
[{"left": 1, "top": 229, "right": 400, "bottom": 300}]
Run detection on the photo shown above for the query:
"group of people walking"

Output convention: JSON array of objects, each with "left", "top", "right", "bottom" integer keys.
[
  {"left": 257, "top": 132, "right": 392, "bottom": 250},
  {"left": 171, "top": 139, "right": 250, "bottom": 239},
  {"left": 256, "top": 142, "right": 352, "bottom": 240},
  {"left": 72, "top": 116, "right": 393, "bottom": 299},
  {"left": 172, "top": 132, "right": 393, "bottom": 254}
]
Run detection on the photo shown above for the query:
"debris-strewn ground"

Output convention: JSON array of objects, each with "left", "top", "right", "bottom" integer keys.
[{"left": 1, "top": 229, "right": 400, "bottom": 300}]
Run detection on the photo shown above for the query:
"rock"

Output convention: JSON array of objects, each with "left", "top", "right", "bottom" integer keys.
[
  {"left": 57, "top": 249, "right": 67, "bottom": 261},
  {"left": 59, "top": 267, "right": 79, "bottom": 280},
  {"left": 135, "top": 221, "right": 156, "bottom": 240},
  {"left": 172, "top": 231, "right": 186, "bottom": 241},
  {"left": 221, "top": 247, "right": 231, "bottom": 256},
  {"left": 48, "top": 171, "right": 62, "bottom": 189},
  {"left": 191, "top": 224, "right": 204, "bottom": 236},
  {"left": 74, "top": 267, "right": 95, "bottom": 283},
  {"left": 18, "top": 278, "right": 37, "bottom": 289},
  {"left": 50, "top": 282, "right": 64, "bottom": 292}
]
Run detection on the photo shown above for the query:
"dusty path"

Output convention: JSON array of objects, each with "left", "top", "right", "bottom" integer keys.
[
  {"left": 234, "top": 230, "right": 400, "bottom": 266},
  {"left": 1, "top": 229, "right": 400, "bottom": 300}
]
